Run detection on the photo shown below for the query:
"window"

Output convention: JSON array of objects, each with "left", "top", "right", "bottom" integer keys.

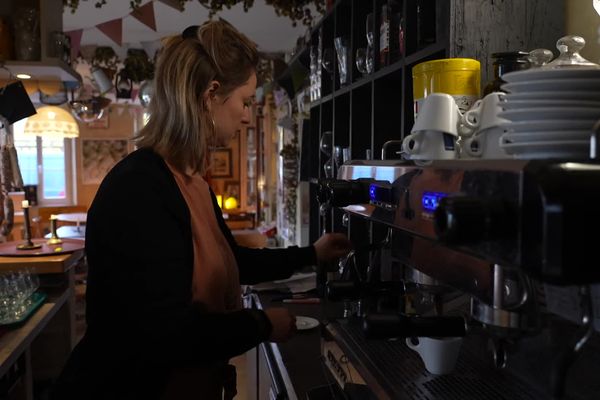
[{"left": 12, "top": 118, "right": 75, "bottom": 206}]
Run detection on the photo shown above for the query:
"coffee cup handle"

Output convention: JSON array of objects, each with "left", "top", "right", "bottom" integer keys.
[
  {"left": 402, "top": 134, "right": 421, "bottom": 155},
  {"left": 405, "top": 337, "right": 420, "bottom": 350},
  {"left": 464, "top": 136, "right": 483, "bottom": 157},
  {"left": 463, "top": 108, "right": 481, "bottom": 130},
  {"left": 499, "top": 133, "right": 511, "bottom": 147}
]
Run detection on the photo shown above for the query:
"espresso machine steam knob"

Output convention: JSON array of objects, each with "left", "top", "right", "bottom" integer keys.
[{"left": 363, "top": 314, "right": 467, "bottom": 339}]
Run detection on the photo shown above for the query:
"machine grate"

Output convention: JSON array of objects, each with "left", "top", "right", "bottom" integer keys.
[{"left": 333, "top": 320, "right": 543, "bottom": 400}]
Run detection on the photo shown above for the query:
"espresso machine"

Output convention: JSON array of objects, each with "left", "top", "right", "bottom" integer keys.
[{"left": 317, "top": 159, "right": 600, "bottom": 399}]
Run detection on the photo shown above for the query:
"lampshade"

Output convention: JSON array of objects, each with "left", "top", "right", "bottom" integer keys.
[{"left": 24, "top": 106, "right": 79, "bottom": 138}]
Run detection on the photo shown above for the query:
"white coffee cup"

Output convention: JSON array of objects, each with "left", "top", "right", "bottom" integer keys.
[
  {"left": 462, "top": 125, "right": 512, "bottom": 159},
  {"left": 463, "top": 92, "right": 509, "bottom": 133},
  {"left": 405, "top": 336, "right": 463, "bottom": 375},
  {"left": 402, "top": 130, "right": 458, "bottom": 160},
  {"left": 412, "top": 93, "right": 463, "bottom": 136}
]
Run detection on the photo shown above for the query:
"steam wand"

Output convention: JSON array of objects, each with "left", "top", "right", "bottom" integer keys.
[{"left": 551, "top": 285, "right": 594, "bottom": 399}]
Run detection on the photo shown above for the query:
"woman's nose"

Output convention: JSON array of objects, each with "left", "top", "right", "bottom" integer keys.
[{"left": 241, "top": 109, "right": 251, "bottom": 125}]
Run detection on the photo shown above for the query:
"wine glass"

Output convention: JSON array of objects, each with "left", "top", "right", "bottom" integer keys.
[
  {"left": 322, "top": 48, "right": 335, "bottom": 75},
  {"left": 366, "top": 46, "right": 374, "bottom": 74},
  {"left": 320, "top": 131, "right": 334, "bottom": 178},
  {"left": 334, "top": 37, "right": 348, "bottom": 85},
  {"left": 356, "top": 48, "right": 368, "bottom": 75},
  {"left": 366, "top": 13, "right": 374, "bottom": 47},
  {"left": 319, "top": 131, "right": 333, "bottom": 156}
]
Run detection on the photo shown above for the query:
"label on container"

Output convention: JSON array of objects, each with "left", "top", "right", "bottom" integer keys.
[{"left": 380, "top": 21, "right": 390, "bottom": 55}]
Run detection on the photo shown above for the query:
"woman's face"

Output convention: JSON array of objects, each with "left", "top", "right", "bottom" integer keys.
[{"left": 211, "top": 72, "right": 257, "bottom": 147}]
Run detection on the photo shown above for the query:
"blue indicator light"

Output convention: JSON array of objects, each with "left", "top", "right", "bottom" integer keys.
[
  {"left": 422, "top": 191, "right": 447, "bottom": 212},
  {"left": 369, "top": 184, "right": 377, "bottom": 200}
]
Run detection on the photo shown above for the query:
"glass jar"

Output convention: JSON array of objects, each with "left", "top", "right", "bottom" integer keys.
[{"left": 483, "top": 51, "right": 531, "bottom": 96}]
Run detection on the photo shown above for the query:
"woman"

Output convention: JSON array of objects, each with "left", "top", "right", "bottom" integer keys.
[{"left": 52, "top": 20, "right": 351, "bottom": 399}]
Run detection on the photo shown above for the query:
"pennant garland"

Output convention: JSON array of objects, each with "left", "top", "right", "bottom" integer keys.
[
  {"left": 65, "top": 29, "right": 83, "bottom": 62},
  {"left": 96, "top": 18, "right": 123, "bottom": 47},
  {"left": 156, "top": 0, "right": 185, "bottom": 12},
  {"left": 130, "top": 2, "right": 157, "bottom": 32},
  {"left": 67, "top": 0, "right": 168, "bottom": 58}
]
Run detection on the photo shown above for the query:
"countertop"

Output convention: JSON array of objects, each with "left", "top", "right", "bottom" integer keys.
[{"left": 253, "top": 291, "right": 344, "bottom": 399}]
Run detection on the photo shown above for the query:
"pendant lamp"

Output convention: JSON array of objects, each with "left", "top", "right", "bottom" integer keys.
[{"left": 23, "top": 106, "right": 79, "bottom": 138}]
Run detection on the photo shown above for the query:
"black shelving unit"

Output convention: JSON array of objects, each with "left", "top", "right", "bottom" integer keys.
[
  {"left": 305, "top": 0, "right": 446, "bottom": 243},
  {"left": 296, "top": 0, "right": 563, "bottom": 243}
]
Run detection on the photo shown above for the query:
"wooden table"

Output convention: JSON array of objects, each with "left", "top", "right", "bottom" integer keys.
[
  {"left": 55, "top": 213, "right": 87, "bottom": 236},
  {"left": 54, "top": 213, "right": 87, "bottom": 225},
  {"left": 44, "top": 226, "right": 86, "bottom": 239},
  {"left": 0, "top": 251, "right": 85, "bottom": 399}
]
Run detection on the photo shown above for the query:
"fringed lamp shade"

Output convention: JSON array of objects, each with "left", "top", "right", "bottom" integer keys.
[{"left": 24, "top": 106, "right": 79, "bottom": 138}]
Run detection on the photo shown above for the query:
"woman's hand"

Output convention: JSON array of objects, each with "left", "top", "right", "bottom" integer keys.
[
  {"left": 264, "top": 308, "right": 296, "bottom": 342},
  {"left": 313, "top": 233, "right": 353, "bottom": 263}
]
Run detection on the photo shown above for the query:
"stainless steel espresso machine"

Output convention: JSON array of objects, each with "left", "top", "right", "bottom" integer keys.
[{"left": 317, "top": 159, "right": 600, "bottom": 400}]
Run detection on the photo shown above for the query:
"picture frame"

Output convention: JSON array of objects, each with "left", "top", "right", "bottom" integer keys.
[
  {"left": 210, "top": 148, "right": 233, "bottom": 178},
  {"left": 81, "top": 139, "right": 130, "bottom": 185},
  {"left": 224, "top": 181, "right": 240, "bottom": 200}
]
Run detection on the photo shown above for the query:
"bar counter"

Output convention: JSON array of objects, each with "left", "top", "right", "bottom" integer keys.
[{"left": 249, "top": 291, "right": 344, "bottom": 399}]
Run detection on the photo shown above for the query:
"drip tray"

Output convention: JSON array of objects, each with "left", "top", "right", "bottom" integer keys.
[{"left": 327, "top": 319, "right": 545, "bottom": 400}]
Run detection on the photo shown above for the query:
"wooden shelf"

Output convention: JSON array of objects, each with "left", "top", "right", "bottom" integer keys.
[
  {"left": 0, "top": 250, "right": 85, "bottom": 274},
  {"left": 0, "top": 289, "right": 69, "bottom": 377}
]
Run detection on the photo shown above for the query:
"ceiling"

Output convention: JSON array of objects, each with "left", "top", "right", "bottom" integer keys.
[{"left": 62, "top": 0, "right": 317, "bottom": 59}]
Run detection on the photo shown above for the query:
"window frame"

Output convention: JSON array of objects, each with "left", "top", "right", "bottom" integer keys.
[{"left": 14, "top": 134, "right": 77, "bottom": 207}]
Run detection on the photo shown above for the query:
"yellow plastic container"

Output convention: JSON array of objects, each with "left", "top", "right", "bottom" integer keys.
[{"left": 412, "top": 58, "right": 481, "bottom": 117}]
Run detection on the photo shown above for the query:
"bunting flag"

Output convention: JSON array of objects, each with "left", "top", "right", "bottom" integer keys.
[
  {"left": 96, "top": 18, "right": 123, "bottom": 47},
  {"left": 131, "top": 88, "right": 139, "bottom": 102},
  {"left": 65, "top": 29, "right": 83, "bottom": 61},
  {"left": 130, "top": 2, "right": 157, "bottom": 32},
  {"left": 157, "top": 0, "right": 185, "bottom": 12},
  {"left": 66, "top": 0, "right": 190, "bottom": 52}
]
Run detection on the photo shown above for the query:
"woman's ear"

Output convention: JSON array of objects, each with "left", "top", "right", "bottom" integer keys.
[{"left": 203, "top": 80, "right": 221, "bottom": 109}]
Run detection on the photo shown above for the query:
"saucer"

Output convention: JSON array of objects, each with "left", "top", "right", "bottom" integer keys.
[
  {"left": 296, "top": 316, "right": 320, "bottom": 330},
  {"left": 502, "top": 79, "right": 600, "bottom": 93},
  {"left": 502, "top": 99, "right": 600, "bottom": 110},
  {"left": 499, "top": 107, "right": 600, "bottom": 122},
  {"left": 502, "top": 67, "right": 600, "bottom": 83},
  {"left": 503, "top": 119, "right": 598, "bottom": 133},
  {"left": 500, "top": 140, "right": 589, "bottom": 159},
  {"left": 504, "top": 91, "right": 600, "bottom": 102},
  {"left": 501, "top": 130, "right": 591, "bottom": 143}
]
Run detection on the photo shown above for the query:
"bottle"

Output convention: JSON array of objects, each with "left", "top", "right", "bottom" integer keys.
[
  {"left": 388, "top": 1, "right": 401, "bottom": 63},
  {"left": 483, "top": 51, "right": 531, "bottom": 95},
  {"left": 380, "top": 1, "right": 391, "bottom": 66}
]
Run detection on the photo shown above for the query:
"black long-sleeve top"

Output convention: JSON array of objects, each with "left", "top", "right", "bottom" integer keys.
[{"left": 52, "top": 147, "right": 316, "bottom": 399}]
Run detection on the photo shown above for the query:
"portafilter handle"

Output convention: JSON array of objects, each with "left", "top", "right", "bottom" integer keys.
[{"left": 363, "top": 314, "right": 468, "bottom": 339}]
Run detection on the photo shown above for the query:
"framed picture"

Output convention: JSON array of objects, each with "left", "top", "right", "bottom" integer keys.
[
  {"left": 210, "top": 148, "right": 233, "bottom": 178},
  {"left": 224, "top": 181, "right": 240, "bottom": 200},
  {"left": 81, "top": 139, "right": 130, "bottom": 184}
]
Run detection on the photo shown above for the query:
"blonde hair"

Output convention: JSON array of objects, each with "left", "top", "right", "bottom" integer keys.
[{"left": 134, "top": 20, "right": 258, "bottom": 174}]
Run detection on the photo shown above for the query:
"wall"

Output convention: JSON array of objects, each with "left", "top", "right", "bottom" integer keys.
[
  {"left": 566, "top": 0, "right": 600, "bottom": 63},
  {"left": 75, "top": 104, "right": 140, "bottom": 208}
]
